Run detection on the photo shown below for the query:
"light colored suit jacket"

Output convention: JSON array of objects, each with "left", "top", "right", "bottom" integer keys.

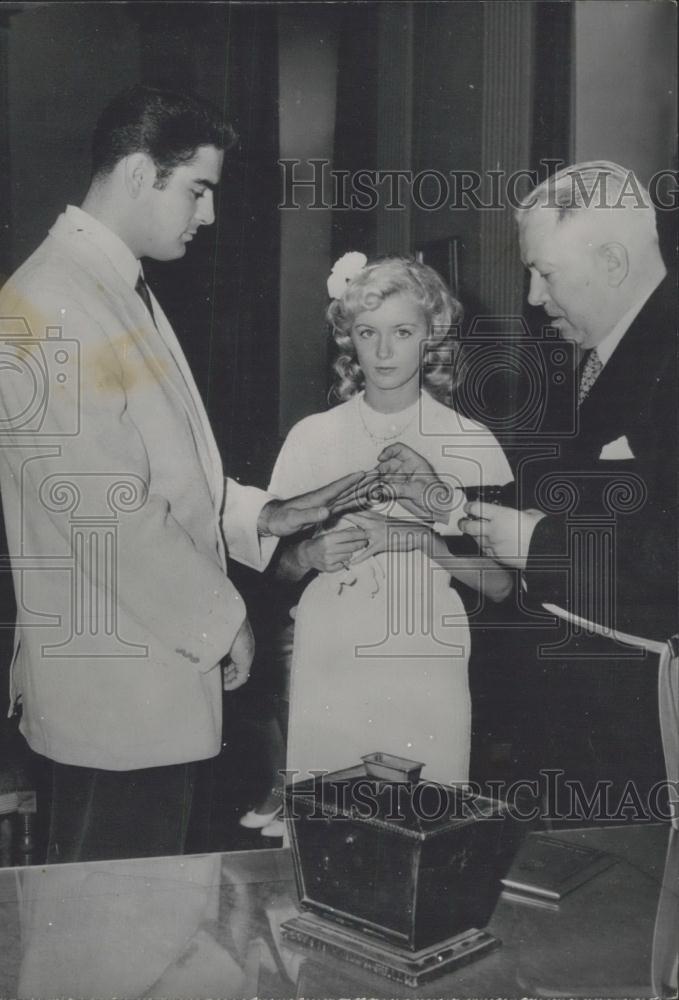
[{"left": 0, "top": 210, "right": 272, "bottom": 769}]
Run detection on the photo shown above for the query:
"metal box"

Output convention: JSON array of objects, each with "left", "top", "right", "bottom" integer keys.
[{"left": 281, "top": 759, "right": 524, "bottom": 984}]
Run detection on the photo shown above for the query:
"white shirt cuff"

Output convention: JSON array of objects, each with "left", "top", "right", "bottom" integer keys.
[{"left": 222, "top": 479, "right": 278, "bottom": 572}]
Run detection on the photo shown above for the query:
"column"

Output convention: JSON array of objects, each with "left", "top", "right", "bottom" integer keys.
[{"left": 479, "top": 1, "right": 535, "bottom": 317}]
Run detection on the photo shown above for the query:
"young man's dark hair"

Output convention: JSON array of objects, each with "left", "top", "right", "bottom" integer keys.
[{"left": 91, "top": 83, "right": 238, "bottom": 186}]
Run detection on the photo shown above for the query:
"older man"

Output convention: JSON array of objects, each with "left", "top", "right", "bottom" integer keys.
[
  {"left": 460, "top": 161, "right": 677, "bottom": 815},
  {"left": 0, "top": 85, "right": 365, "bottom": 861}
]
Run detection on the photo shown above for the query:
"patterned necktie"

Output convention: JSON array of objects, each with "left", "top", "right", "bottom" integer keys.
[
  {"left": 577, "top": 348, "right": 603, "bottom": 407},
  {"left": 135, "top": 271, "right": 157, "bottom": 328}
]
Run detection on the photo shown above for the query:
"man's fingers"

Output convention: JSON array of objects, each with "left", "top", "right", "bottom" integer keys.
[
  {"left": 459, "top": 517, "right": 498, "bottom": 559},
  {"left": 330, "top": 494, "right": 374, "bottom": 515},
  {"left": 258, "top": 499, "right": 327, "bottom": 536},
  {"left": 329, "top": 489, "right": 387, "bottom": 516},
  {"left": 304, "top": 470, "right": 376, "bottom": 509},
  {"left": 285, "top": 505, "right": 329, "bottom": 531},
  {"left": 458, "top": 516, "right": 484, "bottom": 537},
  {"left": 463, "top": 500, "right": 497, "bottom": 521},
  {"left": 305, "top": 470, "right": 365, "bottom": 506},
  {"left": 327, "top": 472, "right": 381, "bottom": 511},
  {"left": 294, "top": 485, "right": 377, "bottom": 527},
  {"left": 223, "top": 666, "right": 250, "bottom": 691},
  {"left": 298, "top": 507, "right": 330, "bottom": 530}
]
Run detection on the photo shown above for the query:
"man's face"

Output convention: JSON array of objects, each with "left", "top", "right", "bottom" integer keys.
[
  {"left": 519, "top": 207, "right": 613, "bottom": 349},
  {"left": 141, "top": 144, "right": 224, "bottom": 261}
]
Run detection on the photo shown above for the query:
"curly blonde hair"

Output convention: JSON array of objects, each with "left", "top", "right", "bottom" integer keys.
[{"left": 327, "top": 256, "right": 462, "bottom": 404}]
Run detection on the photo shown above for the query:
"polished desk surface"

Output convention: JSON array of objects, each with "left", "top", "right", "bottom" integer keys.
[{"left": 0, "top": 824, "right": 675, "bottom": 999}]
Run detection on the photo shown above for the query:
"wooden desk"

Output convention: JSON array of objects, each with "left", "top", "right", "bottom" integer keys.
[{"left": 0, "top": 824, "right": 675, "bottom": 998}]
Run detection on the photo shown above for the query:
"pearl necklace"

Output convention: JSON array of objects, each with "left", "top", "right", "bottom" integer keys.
[{"left": 356, "top": 393, "right": 419, "bottom": 443}]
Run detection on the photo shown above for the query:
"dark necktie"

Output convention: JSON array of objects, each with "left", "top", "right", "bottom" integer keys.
[
  {"left": 577, "top": 347, "right": 603, "bottom": 407},
  {"left": 135, "top": 271, "right": 157, "bottom": 327}
]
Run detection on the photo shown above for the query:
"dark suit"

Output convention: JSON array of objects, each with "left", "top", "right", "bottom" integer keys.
[{"left": 520, "top": 275, "right": 677, "bottom": 816}]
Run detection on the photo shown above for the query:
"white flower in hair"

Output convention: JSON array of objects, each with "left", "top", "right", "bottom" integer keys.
[{"left": 327, "top": 251, "right": 368, "bottom": 299}]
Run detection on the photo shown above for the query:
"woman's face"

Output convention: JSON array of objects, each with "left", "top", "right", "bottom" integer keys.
[{"left": 350, "top": 292, "right": 429, "bottom": 400}]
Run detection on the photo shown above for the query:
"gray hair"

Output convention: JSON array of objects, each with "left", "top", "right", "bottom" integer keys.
[{"left": 515, "top": 160, "right": 658, "bottom": 240}]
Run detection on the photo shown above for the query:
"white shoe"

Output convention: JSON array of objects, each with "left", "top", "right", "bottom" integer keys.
[
  {"left": 260, "top": 818, "right": 285, "bottom": 838},
  {"left": 239, "top": 806, "right": 281, "bottom": 829}
]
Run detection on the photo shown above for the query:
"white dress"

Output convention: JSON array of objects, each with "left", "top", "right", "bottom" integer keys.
[{"left": 269, "top": 391, "right": 512, "bottom": 787}]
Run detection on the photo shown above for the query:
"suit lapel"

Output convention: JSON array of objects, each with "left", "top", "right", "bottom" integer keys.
[
  {"left": 48, "top": 225, "right": 222, "bottom": 506},
  {"left": 577, "top": 278, "right": 673, "bottom": 457},
  {"left": 146, "top": 291, "right": 225, "bottom": 504}
]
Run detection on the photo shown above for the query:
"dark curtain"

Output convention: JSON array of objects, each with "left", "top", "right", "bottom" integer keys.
[
  {"left": 0, "top": 15, "right": 16, "bottom": 723},
  {"left": 134, "top": 2, "right": 281, "bottom": 488}
]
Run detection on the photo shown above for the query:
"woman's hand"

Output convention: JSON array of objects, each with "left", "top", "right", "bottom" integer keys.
[
  {"left": 344, "top": 513, "right": 515, "bottom": 602},
  {"left": 297, "top": 524, "right": 368, "bottom": 574},
  {"left": 376, "top": 442, "right": 456, "bottom": 520},
  {"left": 345, "top": 511, "right": 430, "bottom": 563}
]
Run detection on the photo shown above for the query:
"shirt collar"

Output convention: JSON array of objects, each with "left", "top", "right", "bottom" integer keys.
[
  {"left": 62, "top": 204, "right": 141, "bottom": 289},
  {"left": 596, "top": 275, "right": 664, "bottom": 367}
]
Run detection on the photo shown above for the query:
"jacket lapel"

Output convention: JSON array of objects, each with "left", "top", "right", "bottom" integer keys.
[
  {"left": 577, "top": 277, "right": 673, "bottom": 457},
  {"left": 48, "top": 225, "right": 222, "bottom": 506},
  {"left": 145, "top": 291, "right": 225, "bottom": 505}
]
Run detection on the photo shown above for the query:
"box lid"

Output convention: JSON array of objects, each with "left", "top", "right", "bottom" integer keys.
[{"left": 285, "top": 764, "right": 508, "bottom": 840}]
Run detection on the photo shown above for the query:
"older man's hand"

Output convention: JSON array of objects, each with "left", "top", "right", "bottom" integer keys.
[
  {"left": 458, "top": 502, "right": 546, "bottom": 569},
  {"left": 375, "top": 442, "right": 457, "bottom": 520},
  {"left": 257, "top": 471, "right": 378, "bottom": 537}
]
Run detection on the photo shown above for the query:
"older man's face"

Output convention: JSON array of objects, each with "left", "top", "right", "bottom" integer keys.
[{"left": 519, "top": 207, "right": 612, "bottom": 349}]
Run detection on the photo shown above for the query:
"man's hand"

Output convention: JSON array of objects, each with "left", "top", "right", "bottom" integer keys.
[
  {"left": 223, "top": 617, "right": 255, "bottom": 691},
  {"left": 298, "top": 524, "right": 368, "bottom": 573},
  {"left": 458, "top": 502, "right": 546, "bottom": 569},
  {"left": 376, "top": 442, "right": 456, "bottom": 519},
  {"left": 258, "top": 471, "right": 376, "bottom": 537}
]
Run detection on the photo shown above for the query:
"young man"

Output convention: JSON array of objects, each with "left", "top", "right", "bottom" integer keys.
[{"left": 0, "top": 84, "right": 364, "bottom": 861}]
